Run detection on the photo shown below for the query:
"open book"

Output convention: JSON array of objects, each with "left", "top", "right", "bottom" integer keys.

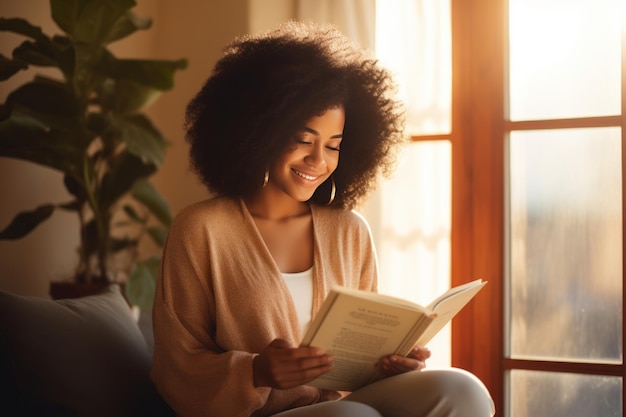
[{"left": 300, "top": 279, "right": 487, "bottom": 391}]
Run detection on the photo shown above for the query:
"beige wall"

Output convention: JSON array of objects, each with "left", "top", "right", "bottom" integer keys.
[{"left": 0, "top": 0, "right": 297, "bottom": 297}]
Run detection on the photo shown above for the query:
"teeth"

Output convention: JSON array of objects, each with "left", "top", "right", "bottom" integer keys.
[{"left": 293, "top": 169, "right": 317, "bottom": 181}]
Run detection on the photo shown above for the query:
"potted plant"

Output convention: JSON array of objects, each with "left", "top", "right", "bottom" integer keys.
[{"left": 0, "top": 0, "right": 187, "bottom": 310}]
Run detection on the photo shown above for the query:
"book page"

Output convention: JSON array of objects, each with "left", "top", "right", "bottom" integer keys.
[
  {"left": 302, "top": 291, "right": 429, "bottom": 391},
  {"left": 428, "top": 279, "right": 485, "bottom": 311},
  {"left": 416, "top": 279, "right": 487, "bottom": 346}
]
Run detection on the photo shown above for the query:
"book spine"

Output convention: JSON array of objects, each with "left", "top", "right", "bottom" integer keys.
[
  {"left": 395, "top": 314, "right": 435, "bottom": 356},
  {"left": 300, "top": 291, "right": 340, "bottom": 346}
]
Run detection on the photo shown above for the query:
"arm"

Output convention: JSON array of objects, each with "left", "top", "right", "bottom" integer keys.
[
  {"left": 253, "top": 339, "right": 333, "bottom": 389},
  {"left": 152, "top": 200, "right": 338, "bottom": 417},
  {"left": 151, "top": 205, "right": 271, "bottom": 417}
]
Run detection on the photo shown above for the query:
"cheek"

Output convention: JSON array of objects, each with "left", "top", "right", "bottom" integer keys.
[
  {"left": 272, "top": 150, "right": 297, "bottom": 173},
  {"left": 329, "top": 153, "right": 340, "bottom": 170}
]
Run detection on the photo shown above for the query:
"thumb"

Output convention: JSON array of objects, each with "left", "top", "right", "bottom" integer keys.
[{"left": 269, "top": 338, "right": 293, "bottom": 349}]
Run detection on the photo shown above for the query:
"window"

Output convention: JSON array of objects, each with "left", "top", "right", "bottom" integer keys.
[
  {"left": 505, "top": 0, "right": 623, "bottom": 415},
  {"left": 369, "top": 1, "right": 623, "bottom": 414},
  {"left": 366, "top": 0, "right": 452, "bottom": 369},
  {"left": 451, "top": 0, "right": 624, "bottom": 415}
]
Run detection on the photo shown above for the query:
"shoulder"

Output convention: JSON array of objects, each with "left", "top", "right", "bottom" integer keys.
[
  {"left": 311, "top": 205, "right": 373, "bottom": 239},
  {"left": 311, "top": 205, "right": 378, "bottom": 291},
  {"left": 312, "top": 205, "right": 370, "bottom": 226},
  {"left": 174, "top": 196, "right": 240, "bottom": 222},
  {"left": 169, "top": 197, "right": 244, "bottom": 237}
]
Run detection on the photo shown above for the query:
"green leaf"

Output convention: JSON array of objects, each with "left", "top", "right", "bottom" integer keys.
[
  {"left": 9, "top": 35, "right": 73, "bottom": 77},
  {"left": 59, "top": 200, "right": 80, "bottom": 211},
  {"left": 72, "top": 42, "right": 108, "bottom": 99},
  {"left": 147, "top": 226, "right": 168, "bottom": 247},
  {"left": 51, "top": 0, "right": 135, "bottom": 44},
  {"left": 99, "top": 54, "right": 188, "bottom": 90},
  {"left": 119, "top": 114, "right": 167, "bottom": 166},
  {"left": 0, "top": 54, "right": 28, "bottom": 81},
  {"left": 6, "top": 80, "right": 81, "bottom": 127},
  {"left": 110, "top": 236, "right": 137, "bottom": 252},
  {"left": 98, "top": 151, "right": 156, "bottom": 211},
  {"left": 51, "top": 35, "right": 75, "bottom": 78},
  {"left": 0, "top": 204, "right": 55, "bottom": 239},
  {"left": 0, "top": 113, "right": 85, "bottom": 173},
  {"left": 122, "top": 203, "right": 144, "bottom": 223},
  {"left": 50, "top": 0, "right": 84, "bottom": 36},
  {"left": 131, "top": 178, "right": 172, "bottom": 226},
  {"left": 0, "top": 21, "right": 69, "bottom": 76},
  {"left": 76, "top": 0, "right": 136, "bottom": 44},
  {"left": 0, "top": 17, "right": 49, "bottom": 43},
  {"left": 63, "top": 173, "right": 87, "bottom": 201},
  {"left": 106, "top": 11, "right": 152, "bottom": 44},
  {"left": 126, "top": 255, "right": 160, "bottom": 310},
  {"left": 12, "top": 40, "right": 57, "bottom": 66},
  {"left": 112, "top": 79, "right": 161, "bottom": 114}
]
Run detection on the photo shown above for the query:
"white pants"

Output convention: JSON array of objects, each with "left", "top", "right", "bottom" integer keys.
[{"left": 272, "top": 368, "right": 495, "bottom": 417}]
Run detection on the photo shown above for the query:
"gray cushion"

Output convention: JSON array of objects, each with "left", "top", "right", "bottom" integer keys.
[{"left": 0, "top": 284, "right": 173, "bottom": 417}]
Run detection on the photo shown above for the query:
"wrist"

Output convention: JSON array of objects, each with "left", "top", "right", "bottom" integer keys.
[{"left": 252, "top": 355, "right": 267, "bottom": 388}]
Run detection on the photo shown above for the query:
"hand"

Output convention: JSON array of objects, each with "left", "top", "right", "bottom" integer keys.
[
  {"left": 379, "top": 345, "right": 431, "bottom": 377},
  {"left": 253, "top": 339, "right": 333, "bottom": 389}
]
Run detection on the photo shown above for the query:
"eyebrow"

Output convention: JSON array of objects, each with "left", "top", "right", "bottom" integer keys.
[{"left": 302, "top": 126, "right": 343, "bottom": 139}]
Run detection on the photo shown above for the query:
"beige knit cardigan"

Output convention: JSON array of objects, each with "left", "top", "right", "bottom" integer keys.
[{"left": 151, "top": 197, "right": 378, "bottom": 417}]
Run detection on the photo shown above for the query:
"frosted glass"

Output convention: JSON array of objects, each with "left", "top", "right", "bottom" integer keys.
[
  {"left": 361, "top": 141, "right": 451, "bottom": 367},
  {"left": 509, "top": 370, "right": 622, "bottom": 417},
  {"left": 508, "top": 0, "right": 622, "bottom": 120},
  {"left": 508, "top": 128, "right": 622, "bottom": 362},
  {"left": 375, "top": 0, "right": 451, "bottom": 134}
]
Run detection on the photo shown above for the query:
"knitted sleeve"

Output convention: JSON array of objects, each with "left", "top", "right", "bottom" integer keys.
[{"left": 151, "top": 202, "right": 271, "bottom": 417}]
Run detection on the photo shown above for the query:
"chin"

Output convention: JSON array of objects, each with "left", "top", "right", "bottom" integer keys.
[{"left": 292, "top": 192, "right": 315, "bottom": 202}]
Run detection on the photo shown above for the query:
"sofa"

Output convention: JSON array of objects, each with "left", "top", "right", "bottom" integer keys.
[{"left": 0, "top": 284, "right": 174, "bottom": 417}]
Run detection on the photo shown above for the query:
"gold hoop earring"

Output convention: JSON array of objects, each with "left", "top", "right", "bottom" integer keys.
[
  {"left": 327, "top": 177, "right": 336, "bottom": 205},
  {"left": 262, "top": 169, "right": 269, "bottom": 188}
]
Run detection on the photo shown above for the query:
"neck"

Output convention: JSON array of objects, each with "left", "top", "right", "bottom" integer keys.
[{"left": 244, "top": 191, "right": 310, "bottom": 221}]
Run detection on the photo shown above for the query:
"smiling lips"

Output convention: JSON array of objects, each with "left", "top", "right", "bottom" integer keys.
[{"left": 292, "top": 168, "right": 321, "bottom": 182}]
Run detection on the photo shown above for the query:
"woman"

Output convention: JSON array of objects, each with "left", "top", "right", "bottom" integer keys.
[{"left": 152, "top": 21, "right": 494, "bottom": 417}]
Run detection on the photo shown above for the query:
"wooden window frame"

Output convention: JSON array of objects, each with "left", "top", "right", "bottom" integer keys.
[
  {"left": 444, "top": 0, "right": 626, "bottom": 414},
  {"left": 448, "top": 0, "right": 505, "bottom": 412}
]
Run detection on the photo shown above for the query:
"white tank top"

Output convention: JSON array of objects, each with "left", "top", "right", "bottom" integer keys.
[{"left": 281, "top": 267, "right": 313, "bottom": 331}]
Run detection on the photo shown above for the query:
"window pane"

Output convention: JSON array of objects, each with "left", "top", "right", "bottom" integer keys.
[
  {"left": 360, "top": 141, "right": 451, "bottom": 367},
  {"left": 375, "top": 0, "right": 451, "bottom": 135},
  {"left": 509, "top": 370, "right": 622, "bottom": 417},
  {"left": 508, "top": 0, "right": 622, "bottom": 121},
  {"left": 508, "top": 128, "right": 622, "bottom": 362}
]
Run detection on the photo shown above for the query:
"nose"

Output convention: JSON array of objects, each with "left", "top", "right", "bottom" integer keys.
[{"left": 305, "top": 143, "right": 327, "bottom": 168}]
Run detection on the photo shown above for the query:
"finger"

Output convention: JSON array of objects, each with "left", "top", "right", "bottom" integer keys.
[
  {"left": 284, "top": 360, "right": 334, "bottom": 383},
  {"left": 297, "top": 353, "right": 333, "bottom": 370},
  {"left": 267, "top": 340, "right": 327, "bottom": 364},
  {"left": 278, "top": 345, "right": 328, "bottom": 361},
  {"left": 256, "top": 340, "right": 334, "bottom": 388},
  {"left": 390, "top": 360, "right": 425, "bottom": 373},
  {"left": 274, "top": 351, "right": 333, "bottom": 375},
  {"left": 408, "top": 345, "right": 431, "bottom": 361},
  {"left": 399, "top": 355, "right": 426, "bottom": 371},
  {"left": 264, "top": 346, "right": 332, "bottom": 374},
  {"left": 269, "top": 338, "right": 294, "bottom": 349},
  {"left": 380, "top": 355, "right": 425, "bottom": 374},
  {"left": 270, "top": 358, "right": 334, "bottom": 389}
]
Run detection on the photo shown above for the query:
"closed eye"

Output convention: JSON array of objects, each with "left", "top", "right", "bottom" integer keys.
[{"left": 294, "top": 128, "right": 342, "bottom": 151}]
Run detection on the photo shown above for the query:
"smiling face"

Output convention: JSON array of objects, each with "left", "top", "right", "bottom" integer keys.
[{"left": 268, "top": 105, "right": 345, "bottom": 203}]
